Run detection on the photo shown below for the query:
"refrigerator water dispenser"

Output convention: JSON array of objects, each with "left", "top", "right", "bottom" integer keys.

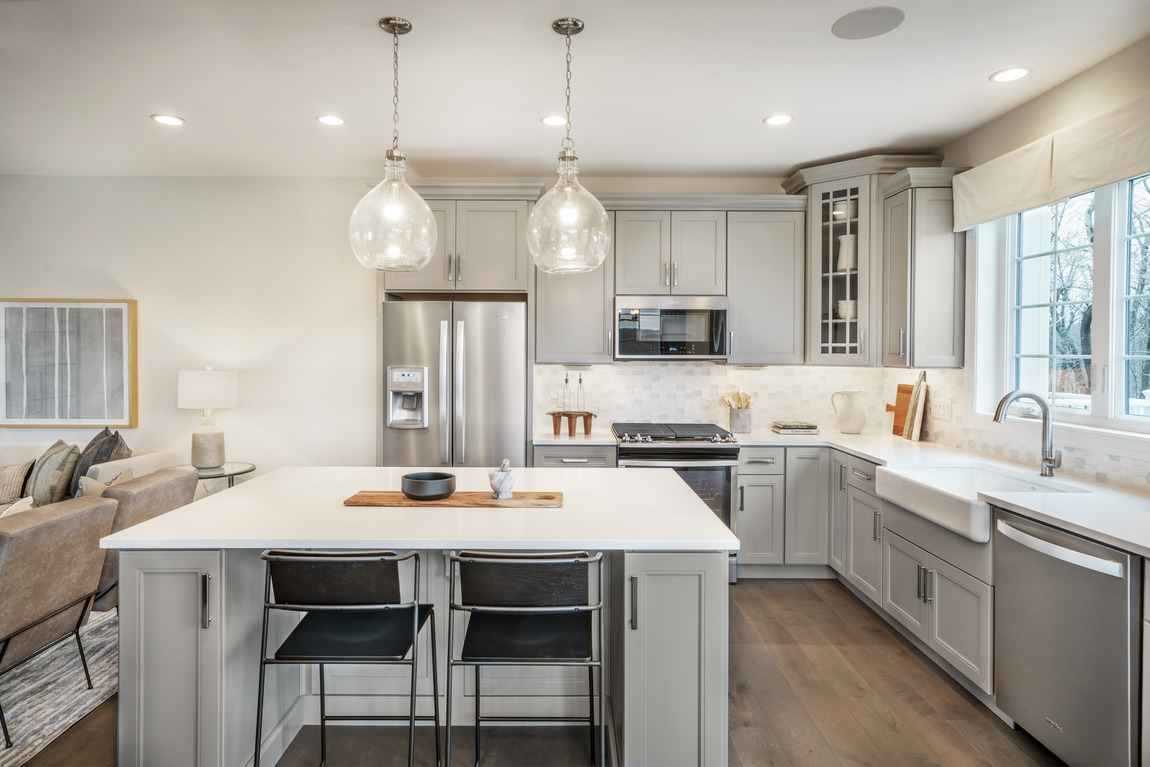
[{"left": 386, "top": 365, "right": 429, "bottom": 429}]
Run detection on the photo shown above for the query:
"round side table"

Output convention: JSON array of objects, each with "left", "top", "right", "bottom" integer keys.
[{"left": 178, "top": 461, "right": 256, "bottom": 489}]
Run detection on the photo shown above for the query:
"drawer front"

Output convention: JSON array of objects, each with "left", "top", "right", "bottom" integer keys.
[
  {"left": 846, "top": 457, "right": 879, "bottom": 493},
  {"left": 533, "top": 445, "right": 617, "bottom": 468},
  {"left": 739, "top": 447, "right": 785, "bottom": 474}
]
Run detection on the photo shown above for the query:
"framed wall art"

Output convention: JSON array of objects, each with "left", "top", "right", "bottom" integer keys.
[{"left": 1, "top": 299, "right": 138, "bottom": 428}]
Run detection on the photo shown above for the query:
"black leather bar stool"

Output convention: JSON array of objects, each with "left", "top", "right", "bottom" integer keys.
[
  {"left": 254, "top": 549, "right": 441, "bottom": 767},
  {"left": 445, "top": 550, "right": 604, "bottom": 767}
]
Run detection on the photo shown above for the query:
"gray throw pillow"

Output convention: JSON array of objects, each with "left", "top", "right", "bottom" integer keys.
[
  {"left": 26, "top": 440, "right": 80, "bottom": 506},
  {"left": 0, "top": 460, "right": 34, "bottom": 504},
  {"left": 70, "top": 428, "right": 133, "bottom": 497}
]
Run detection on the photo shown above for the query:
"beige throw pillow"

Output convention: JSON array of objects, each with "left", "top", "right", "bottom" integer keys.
[
  {"left": 0, "top": 460, "right": 34, "bottom": 504},
  {"left": 77, "top": 468, "right": 135, "bottom": 498},
  {"left": 26, "top": 440, "right": 81, "bottom": 506},
  {"left": 0, "top": 496, "right": 35, "bottom": 517}
]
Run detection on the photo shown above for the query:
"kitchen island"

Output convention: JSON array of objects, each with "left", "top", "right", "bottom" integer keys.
[{"left": 103, "top": 466, "right": 739, "bottom": 767}]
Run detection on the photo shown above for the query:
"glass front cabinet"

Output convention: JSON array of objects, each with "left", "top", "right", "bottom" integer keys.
[{"left": 811, "top": 177, "right": 870, "bottom": 365}]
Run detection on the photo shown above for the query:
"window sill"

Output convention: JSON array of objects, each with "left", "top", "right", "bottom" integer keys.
[{"left": 966, "top": 412, "right": 1150, "bottom": 456}]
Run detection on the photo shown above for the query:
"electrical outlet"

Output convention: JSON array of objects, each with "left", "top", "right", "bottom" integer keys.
[{"left": 928, "top": 399, "right": 953, "bottom": 421}]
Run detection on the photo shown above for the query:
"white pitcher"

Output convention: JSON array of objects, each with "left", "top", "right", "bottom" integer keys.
[{"left": 831, "top": 390, "right": 866, "bottom": 434}]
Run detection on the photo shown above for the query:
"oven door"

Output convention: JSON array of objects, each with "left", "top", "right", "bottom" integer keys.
[{"left": 617, "top": 457, "right": 739, "bottom": 582}]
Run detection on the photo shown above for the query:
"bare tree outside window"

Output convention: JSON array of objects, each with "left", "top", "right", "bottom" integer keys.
[{"left": 1126, "top": 174, "right": 1150, "bottom": 414}]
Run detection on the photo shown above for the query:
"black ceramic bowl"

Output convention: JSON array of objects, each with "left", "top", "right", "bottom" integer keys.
[{"left": 401, "top": 472, "right": 456, "bottom": 501}]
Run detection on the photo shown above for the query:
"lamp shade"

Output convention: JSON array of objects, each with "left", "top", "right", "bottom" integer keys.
[{"left": 178, "top": 369, "right": 238, "bottom": 410}]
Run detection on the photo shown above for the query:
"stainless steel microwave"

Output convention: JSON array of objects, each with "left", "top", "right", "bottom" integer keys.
[{"left": 614, "top": 296, "right": 729, "bottom": 360}]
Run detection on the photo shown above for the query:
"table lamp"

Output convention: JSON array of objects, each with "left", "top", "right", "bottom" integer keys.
[{"left": 178, "top": 367, "right": 238, "bottom": 469}]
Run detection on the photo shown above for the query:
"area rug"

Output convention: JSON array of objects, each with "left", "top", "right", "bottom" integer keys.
[{"left": 0, "top": 610, "right": 118, "bottom": 767}]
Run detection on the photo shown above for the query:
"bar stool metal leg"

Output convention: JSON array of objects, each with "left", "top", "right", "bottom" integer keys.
[
  {"left": 318, "top": 663, "right": 327, "bottom": 767},
  {"left": 474, "top": 665, "right": 482, "bottom": 767},
  {"left": 430, "top": 612, "right": 442, "bottom": 767}
]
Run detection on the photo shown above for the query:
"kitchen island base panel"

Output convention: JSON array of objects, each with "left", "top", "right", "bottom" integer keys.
[{"left": 117, "top": 548, "right": 730, "bottom": 767}]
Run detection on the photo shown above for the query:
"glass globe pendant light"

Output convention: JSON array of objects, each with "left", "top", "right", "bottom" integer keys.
[
  {"left": 349, "top": 17, "right": 437, "bottom": 272},
  {"left": 527, "top": 18, "right": 611, "bottom": 274}
]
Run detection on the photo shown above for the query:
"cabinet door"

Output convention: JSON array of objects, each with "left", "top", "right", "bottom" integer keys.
[
  {"left": 845, "top": 486, "right": 882, "bottom": 603},
  {"left": 928, "top": 556, "right": 993, "bottom": 693},
  {"left": 784, "top": 447, "right": 829, "bottom": 565},
  {"left": 881, "top": 530, "right": 929, "bottom": 641},
  {"left": 828, "top": 451, "right": 848, "bottom": 575},
  {"left": 455, "top": 201, "right": 529, "bottom": 291},
  {"left": 808, "top": 177, "right": 871, "bottom": 366},
  {"left": 118, "top": 550, "right": 223, "bottom": 767},
  {"left": 908, "top": 187, "right": 964, "bottom": 368},
  {"left": 615, "top": 211, "right": 671, "bottom": 294},
  {"left": 882, "top": 189, "right": 912, "bottom": 366},
  {"left": 383, "top": 201, "right": 456, "bottom": 291},
  {"left": 535, "top": 215, "right": 615, "bottom": 363},
  {"left": 736, "top": 474, "right": 785, "bottom": 565},
  {"left": 621, "top": 552, "right": 728, "bottom": 767},
  {"left": 727, "top": 211, "right": 805, "bottom": 365},
  {"left": 670, "top": 211, "right": 726, "bottom": 295}
]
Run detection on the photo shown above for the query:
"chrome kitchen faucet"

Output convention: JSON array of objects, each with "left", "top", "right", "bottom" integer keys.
[{"left": 993, "top": 390, "right": 1062, "bottom": 477}]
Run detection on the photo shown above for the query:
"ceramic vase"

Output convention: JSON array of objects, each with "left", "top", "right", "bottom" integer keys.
[{"left": 831, "top": 390, "right": 866, "bottom": 434}]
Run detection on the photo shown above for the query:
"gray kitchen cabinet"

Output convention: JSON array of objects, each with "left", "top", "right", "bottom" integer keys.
[
  {"left": 828, "top": 450, "right": 849, "bottom": 575},
  {"left": 614, "top": 551, "right": 728, "bottom": 767},
  {"left": 881, "top": 528, "right": 993, "bottom": 693},
  {"left": 384, "top": 200, "right": 530, "bottom": 292},
  {"left": 727, "top": 211, "right": 806, "bottom": 364},
  {"left": 117, "top": 549, "right": 266, "bottom": 767},
  {"left": 535, "top": 214, "right": 616, "bottom": 364},
  {"left": 532, "top": 444, "right": 617, "bottom": 467},
  {"left": 844, "top": 461, "right": 883, "bottom": 604},
  {"left": 784, "top": 447, "right": 829, "bottom": 564},
  {"left": 614, "top": 210, "right": 726, "bottom": 295},
  {"left": 880, "top": 169, "right": 965, "bottom": 368},
  {"left": 784, "top": 155, "right": 944, "bottom": 367},
  {"left": 736, "top": 447, "right": 786, "bottom": 565}
]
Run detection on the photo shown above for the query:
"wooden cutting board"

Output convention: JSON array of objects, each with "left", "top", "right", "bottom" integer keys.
[
  {"left": 344, "top": 491, "right": 563, "bottom": 508},
  {"left": 885, "top": 384, "right": 913, "bottom": 435}
]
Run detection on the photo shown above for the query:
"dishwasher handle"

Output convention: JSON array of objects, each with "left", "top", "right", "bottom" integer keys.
[{"left": 996, "top": 518, "right": 1124, "bottom": 578}]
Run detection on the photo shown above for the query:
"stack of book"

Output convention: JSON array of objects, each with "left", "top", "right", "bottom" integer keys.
[{"left": 771, "top": 420, "right": 819, "bottom": 435}]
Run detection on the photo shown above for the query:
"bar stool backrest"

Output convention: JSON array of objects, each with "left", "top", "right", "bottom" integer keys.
[
  {"left": 263, "top": 549, "right": 402, "bottom": 607},
  {"left": 456, "top": 550, "right": 591, "bottom": 608}
]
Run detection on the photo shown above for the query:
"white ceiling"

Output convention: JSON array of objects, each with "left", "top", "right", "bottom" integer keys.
[{"left": 2, "top": 0, "right": 1148, "bottom": 180}]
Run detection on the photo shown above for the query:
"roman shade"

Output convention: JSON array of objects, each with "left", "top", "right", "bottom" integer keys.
[{"left": 953, "top": 90, "right": 1150, "bottom": 231}]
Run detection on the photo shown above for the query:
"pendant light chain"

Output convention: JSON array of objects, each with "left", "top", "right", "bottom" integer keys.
[
  {"left": 391, "top": 29, "right": 401, "bottom": 153},
  {"left": 563, "top": 32, "right": 574, "bottom": 152}
]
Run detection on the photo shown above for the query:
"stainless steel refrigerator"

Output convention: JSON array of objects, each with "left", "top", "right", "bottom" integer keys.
[{"left": 381, "top": 300, "right": 527, "bottom": 468}]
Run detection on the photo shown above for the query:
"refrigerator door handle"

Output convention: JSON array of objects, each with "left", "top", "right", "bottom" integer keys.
[
  {"left": 456, "top": 320, "right": 466, "bottom": 464},
  {"left": 439, "top": 320, "right": 450, "bottom": 465}
]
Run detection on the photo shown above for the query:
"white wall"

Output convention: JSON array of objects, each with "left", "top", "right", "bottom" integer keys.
[{"left": 0, "top": 176, "right": 381, "bottom": 473}]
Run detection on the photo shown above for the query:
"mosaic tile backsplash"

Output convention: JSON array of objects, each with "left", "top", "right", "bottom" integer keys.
[{"left": 535, "top": 363, "right": 1150, "bottom": 494}]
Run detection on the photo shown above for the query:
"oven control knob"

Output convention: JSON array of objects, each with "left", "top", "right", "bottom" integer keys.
[
  {"left": 621, "top": 434, "right": 631, "bottom": 442},
  {"left": 641, "top": 435, "right": 652, "bottom": 443}
]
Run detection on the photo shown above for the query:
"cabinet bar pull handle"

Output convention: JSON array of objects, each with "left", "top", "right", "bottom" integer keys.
[
  {"left": 447, "top": 254, "right": 454, "bottom": 282},
  {"left": 729, "top": 331, "right": 734, "bottom": 355},
  {"left": 873, "top": 511, "right": 881, "bottom": 542},
  {"left": 607, "top": 330, "right": 613, "bottom": 355},
  {"left": 916, "top": 565, "right": 924, "bottom": 600},
  {"left": 663, "top": 261, "right": 669, "bottom": 287},
  {"left": 839, "top": 463, "right": 846, "bottom": 491},
  {"left": 673, "top": 261, "right": 679, "bottom": 287},
  {"left": 860, "top": 329, "right": 866, "bottom": 355},
  {"left": 560, "top": 458, "right": 589, "bottom": 463},
  {"left": 924, "top": 569, "right": 934, "bottom": 603},
  {"left": 739, "top": 485, "right": 745, "bottom": 511},
  {"left": 747, "top": 457, "right": 776, "bottom": 464},
  {"left": 898, "top": 328, "right": 906, "bottom": 357},
  {"left": 851, "top": 469, "right": 874, "bottom": 484},
  {"left": 630, "top": 576, "right": 638, "bottom": 630},
  {"left": 201, "top": 573, "right": 212, "bottom": 629}
]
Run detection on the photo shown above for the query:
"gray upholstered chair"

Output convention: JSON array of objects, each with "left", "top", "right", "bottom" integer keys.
[
  {"left": 92, "top": 468, "right": 199, "bottom": 612},
  {"left": 0, "top": 496, "right": 118, "bottom": 748}
]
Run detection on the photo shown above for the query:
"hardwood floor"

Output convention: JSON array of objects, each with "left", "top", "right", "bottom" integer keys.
[{"left": 23, "top": 579, "right": 1062, "bottom": 766}]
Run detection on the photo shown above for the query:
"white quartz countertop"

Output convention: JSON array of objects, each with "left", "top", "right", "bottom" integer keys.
[
  {"left": 740, "top": 429, "right": 1150, "bottom": 558},
  {"left": 532, "top": 429, "right": 616, "bottom": 446},
  {"left": 101, "top": 466, "right": 740, "bottom": 552}
]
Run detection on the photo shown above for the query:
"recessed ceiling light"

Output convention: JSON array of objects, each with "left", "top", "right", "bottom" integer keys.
[
  {"left": 316, "top": 115, "right": 346, "bottom": 126},
  {"left": 763, "top": 114, "right": 792, "bottom": 126},
  {"left": 150, "top": 114, "right": 185, "bottom": 127},
  {"left": 541, "top": 115, "right": 567, "bottom": 127},
  {"left": 831, "top": 6, "right": 906, "bottom": 40},
  {"left": 989, "top": 67, "right": 1032, "bottom": 83}
]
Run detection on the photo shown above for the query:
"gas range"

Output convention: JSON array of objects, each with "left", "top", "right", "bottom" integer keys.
[{"left": 611, "top": 422, "right": 738, "bottom": 446}]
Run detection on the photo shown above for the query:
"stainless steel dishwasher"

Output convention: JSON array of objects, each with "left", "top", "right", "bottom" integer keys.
[{"left": 994, "top": 509, "right": 1141, "bottom": 766}]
